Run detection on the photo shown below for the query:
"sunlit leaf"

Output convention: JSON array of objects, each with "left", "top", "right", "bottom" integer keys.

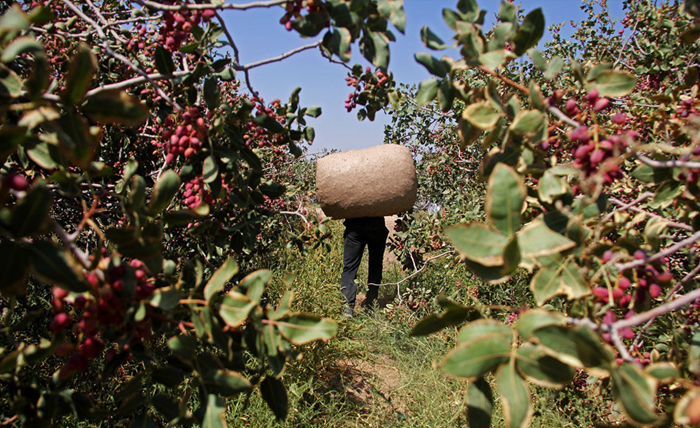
[
  {"left": 446, "top": 223, "right": 509, "bottom": 267},
  {"left": 611, "top": 363, "right": 658, "bottom": 426},
  {"left": 467, "top": 377, "right": 493, "bottom": 428},
  {"left": 512, "top": 8, "right": 544, "bottom": 56},
  {"left": 420, "top": 25, "right": 447, "bottom": 50},
  {"left": 587, "top": 69, "right": 637, "bottom": 97},
  {"left": 148, "top": 170, "right": 180, "bottom": 215},
  {"left": 204, "top": 257, "right": 239, "bottom": 301},
  {"left": 496, "top": 363, "right": 533, "bottom": 428},
  {"left": 276, "top": 314, "right": 337, "bottom": 345},
  {"left": 486, "top": 163, "right": 525, "bottom": 237}
]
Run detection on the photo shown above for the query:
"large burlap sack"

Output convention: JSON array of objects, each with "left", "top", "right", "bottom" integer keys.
[{"left": 316, "top": 144, "right": 417, "bottom": 219}]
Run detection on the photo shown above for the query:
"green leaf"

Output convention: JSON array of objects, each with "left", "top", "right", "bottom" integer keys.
[
  {"left": 167, "top": 335, "right": 198, "bottom": 359},
  {"left": 305, "top": 106, "right": 322, "bottom": 118},
  {"left": 163, "top": 204, "right": 210, "bottom": 226},
  {"left": 252, "top": 114, "right": 285, "bottom": 133},
  {"left": 148, "top": 170, "right": 180, "bottom": 215},
  {"left": 512, "top": 8, "right": 544, "bottom": 56},
  {"left": 276, "top": 314, "right": 337, "bottom": 345},
  {"left": 9, "top": 180, "right": 52, "bottom": 238},
  {"left": 362, "top": 31, "right": 390, "bottom": 70},
  {"left": 441, "top": 334, "right": 511, "bottom": 379},
  {"left": 486, "top": 163, "right": 525, "bottom": 237},
  {"left": 416, "top": 78, "right": 439, "bottom": 106},
  {"left": 496, "top": 363, "right": 533, "bottom": 428},
  {"left": 260, "top": 377, "right": 287, "bottom": 422},
  {"left": 438, "top": 79, "right": 455, "bottom": 112},
  {"left": 202, "top": 370, "right": 252, "bottom": 396},
  {"left": 631, "top": 164, "right": 672, "bottom": 183},
  {"left": 0, "top": 5, "right": 29, "bottom": 40},
  {"left": 219, "top": 291, "right": 256, "bottom": 328},
  {"left": 544, "top": 56, "right": 564, "bottom": 80},
  {"left": 152, "top": 366, "right": 185, "bottom": 388},
  {"left": 1, "top": 36, "right": 44, "bottom": 63},
  {"left": 204, "top": 257, "right": 238, "bottom": 301},
  {"left": 151, "top": 393, "right": 179, "bottom": 421},
  {"left": 499, "top": 1, "right": 517, "bottom": 23},
  {"left": 322, "top": 27, "right": 352, "bottom": 62},
  {"left": 515, "top": 309, "right": 565, "bottom": 340},
  {"left": 62, "top": 43, "right": 97, "bottom": 105},
  {"left": 528, "top": 81, "right": 546, "bottom": 111},
  {"left": 446, "top": 223, "right": 509, "bottom": 267},
  {"left": 154, "top": 46, "right": 175, "bottom": 75},
  {"left": 467, "top": 378, "right": 493, "bottom": 428},
  {"left": 203, "top": 155, "right": 219, "bottom": 184},
  {"left": 510, "top": 109, "right": 547, "bottom": 140},
  {"left": 517, "top": 219, "right": 576, "bottom": 258},
  {"left": 82, "top": 89, "right": 149, "bottom": 127},
  {"left": 685, "top": 0, "right": 700, "bottom": 17},
  {"left": 479, "top": 49, "right": 515, "bottom": 70},
  {"left": 149, "top": 287, "right": 183, "bottom": 310},
  {"left": 457, "top": 319, "right": 512, "bottom": 343},
  {"left": 0, "top": 242, "right": 30, "bottom": 293},
  {"left": 533, "top": 325, "right": 613, "bottom": 375},
  {"left": 462, "top": 101, "right": 502, "bottom": 131},
  {"left": 0, "top": 64, "right": 21, "bottom": 98},
  {"left": 538, "top": 170, "right": 567, "bottom": 204},
  {"left": 201, "top": 394, "right": 227, "bottom": 428},
  {"left": 216, "top": 67, "right": 236, "bottom": 81},
  {"left": 587, "top": 69, "right": 637, "bottom": 97},
  {"left": 272, "top": 290, "right": 294, "bottom": 321},
  {"left": 674, "top": 387, "right": 700, "bottom": 425},
  {"left": 304, "top": 126, "right": 316, "bottom": 142},
  {"left": 411, "top": 303, "right": 478, "bottom": 336},
  {"left": 515, "top": 344, "right": 575, "bottom": 388},
  {"left": 29, "top": 240, "right": 90, "bottom": 292},
  {"left": 611, "top": 363, "right": 658, "bottom": 426},
  {"left": 420, "top": 26, "right": 447, "bottom": 50},
  {"left": 644, "top": 362, "right": 679, "bottom": 382},
  {"left": 414, "top": 52, "right": 449, "bottom": 76},
  {"left": 238, "top": 269, "right": 272, "bottom": 303},
  {"left": 527, "top": 49, "right": 546, "bottom": 71},
  {"left": 203, "top": 76, "right": 220, "bottom": 110}
]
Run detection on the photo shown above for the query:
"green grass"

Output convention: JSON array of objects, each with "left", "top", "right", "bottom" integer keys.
[{"left": 236, "top": 219, "right": 625, "bottom": 428}]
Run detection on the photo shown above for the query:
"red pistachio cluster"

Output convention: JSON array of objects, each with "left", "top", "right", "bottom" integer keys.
[
  {"left": 50, "top": 258, "right": 156, "bottom": 378},
  {"left": 159, "top": 6, "right": 215, "bottom": 51},
  {"left": 151, "top": 107, "right": 210, "bottom": 164},
  {"left": 183, "top": 176, "right": 214, "bottom": 208},
  {"left": 344, "top": 67, "right": 392, "bottom": 112}
]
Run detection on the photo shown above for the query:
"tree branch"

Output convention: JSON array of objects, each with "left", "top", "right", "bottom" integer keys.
[
  {"left": 237, "top": 41, "right": 322, "bottom": 71},
  {"left": 133, "top": 0, "right": 287, "bottom": 11},
  {"left": 636, "top": 153, "right": 700, "bottom": 170},
  {"left": 614, "top": 229, "right": 700, "bottom": 272}
]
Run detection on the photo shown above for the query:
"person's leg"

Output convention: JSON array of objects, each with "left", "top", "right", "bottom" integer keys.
[
  {"left": 340, "top": 228, "right": 365, "bottom": 311},
  {"left": 365, "top": 226, "right": 389, "bottom": 306}
]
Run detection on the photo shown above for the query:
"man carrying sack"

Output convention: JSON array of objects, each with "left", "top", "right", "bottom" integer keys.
[
  {"left": 316, "top": 144, "right": 417, "bottom": 318},
  {"left": 340, "top": 216, "right": 389, "bottom": 316}
]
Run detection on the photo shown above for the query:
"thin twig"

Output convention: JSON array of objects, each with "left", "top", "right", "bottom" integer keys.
[
  {"left": 601, "top": 192, "right": 654, "bottom": 224},
  {"left": 636, "top": 153, "right": 700, "bottom": 170},
  {"left": 133, "top": 0, "right": 286, "bottom": 11},
  {"left": 608, "top": 196, "right": 694, "bottom": 231},
  {"left": 237, "top": 41, "right": 322, "bottom": 71},
  {"left": 548, "top": 105, "right": 580, "bottom": 127},
  {"left": 614, "top": 229, "right": 700, "bottom": 272},
  {"left": 611, "top": 287, "right": 700, "bottom": 331},
  {"left": 61, "top": 0, "right": 183, "bottom": 111},
  {"left": 368, "top": 250, "right": 454, "bottom": 288}
]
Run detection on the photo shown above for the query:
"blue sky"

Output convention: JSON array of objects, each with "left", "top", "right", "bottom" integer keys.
[{"left": 221, "top": 1, "right": 625, "bottom": 153}]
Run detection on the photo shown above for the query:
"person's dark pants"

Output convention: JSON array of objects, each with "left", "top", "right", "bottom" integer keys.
[{"left": 340, "top": 224, "right": 389, "bottom": 309}]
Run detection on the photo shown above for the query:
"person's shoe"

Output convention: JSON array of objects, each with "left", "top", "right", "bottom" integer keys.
[
  {"left": 343, "top": 307, "right": 354, "bottom": 318},
  {"left": 362, "top": 297, "right": 376, "bottom": 315}
]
